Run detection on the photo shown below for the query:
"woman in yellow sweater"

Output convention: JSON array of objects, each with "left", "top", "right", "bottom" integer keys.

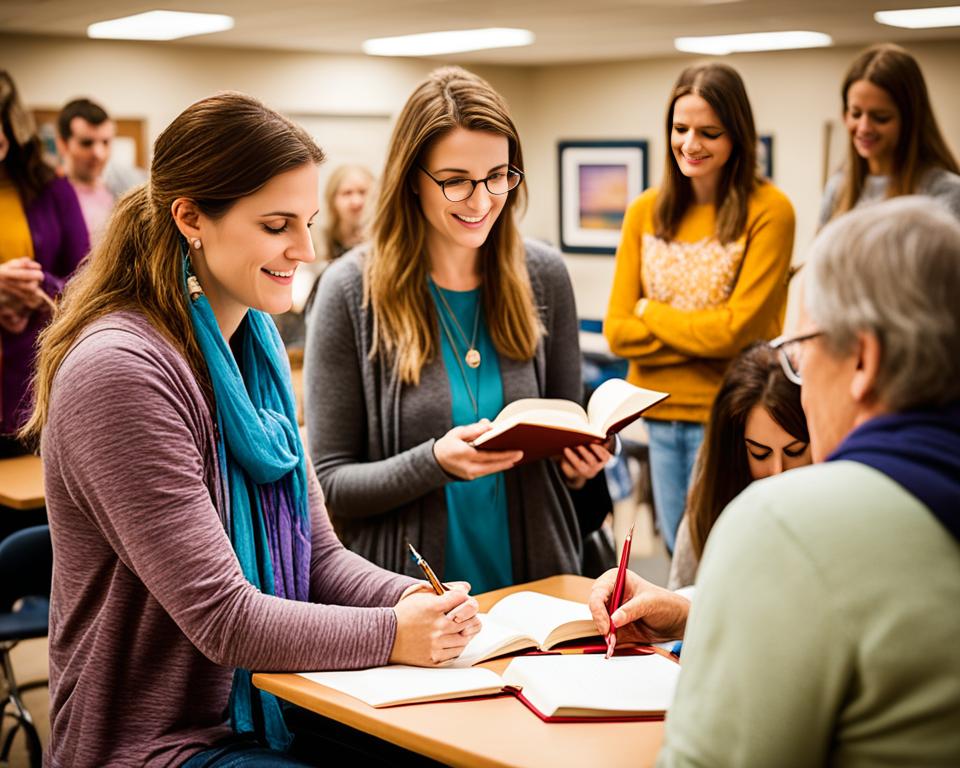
[{"left": 604, "top": 62, "right": 795, "bottom": 552}]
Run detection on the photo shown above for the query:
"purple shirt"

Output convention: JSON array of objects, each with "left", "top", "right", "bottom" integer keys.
[
  {"left": 42, "top": 311, "right": 416, "bottom": 767},
  {"left": 1, "top": 176, "right": 88, "bottom": 433}
]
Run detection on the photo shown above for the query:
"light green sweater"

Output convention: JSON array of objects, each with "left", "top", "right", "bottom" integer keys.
[{"left": 658, "top": 461, "right": 960, "bottom": 768}]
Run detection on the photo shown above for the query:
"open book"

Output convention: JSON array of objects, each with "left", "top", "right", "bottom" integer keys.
[
  {"left": 298, "top": 653, "right": 681, "bottom": 722},
  {"left": 448, "top": 591, "right": 599, "bottom": 667},
  {"left": 472, "top": 378, "right": 669, "bottom": 463}
]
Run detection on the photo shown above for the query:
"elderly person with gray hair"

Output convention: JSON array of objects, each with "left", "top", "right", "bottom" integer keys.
[{"left": 589, "top": 196, "right": 960, "bottom": 767}]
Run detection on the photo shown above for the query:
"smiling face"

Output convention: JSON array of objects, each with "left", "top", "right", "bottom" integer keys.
[
  {"left": 416, "top": 126, "right": 510, "bottom": 262},
  {"left": 845, "top": 79, "right": 901, "bottom": 176},
  {"left": 743, "top": 405, "right": 811, "bottom": 479},
  {"left": 190, "top": 161, "right": 319, "bottom": 337},
  {"left": 671, "top": 93, "right": 733, "bottom": 194}
]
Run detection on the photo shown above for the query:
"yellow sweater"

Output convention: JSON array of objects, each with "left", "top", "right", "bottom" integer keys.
[
  {"left": 604, "top": 183, "right": 795, "bottom": 422},
  {"left": 0, "top": 177, "right": 34, "bottom": 263}
]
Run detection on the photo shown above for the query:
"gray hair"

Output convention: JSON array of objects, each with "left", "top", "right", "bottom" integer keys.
[{"left": 803, "top": 196, "right": 960, "bottom": 411}]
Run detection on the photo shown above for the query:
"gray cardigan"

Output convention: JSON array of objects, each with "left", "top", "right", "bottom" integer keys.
[{"left": 304, "top": 240, "right": 583, "bottom": 581}]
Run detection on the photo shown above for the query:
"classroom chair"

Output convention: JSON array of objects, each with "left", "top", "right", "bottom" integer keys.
[{"left": 0, "top": 525, "right": 52, "bottom": 768}]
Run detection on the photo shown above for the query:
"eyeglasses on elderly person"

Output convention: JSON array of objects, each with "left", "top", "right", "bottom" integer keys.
[{"left": 769, "top": 331, "right": 824, "bottom": 385}]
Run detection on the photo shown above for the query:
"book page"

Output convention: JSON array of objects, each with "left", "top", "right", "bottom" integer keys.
[
  {"left": 486, "top": 591, "right": 595, "bottom": 649},
  {"left": 586, "top": 379, "right": 670, "bottom": 435},
  {"left": 493, "top": 397, "right": 587, "bottom": 425},
  {"left": 501, "top": 654, "right": 681, "bottom": 718},
  {"left": 298, "top": 665, "right": 504, "bottom": 708},
  {"left": 447, "top": 613, "right": 539, "bottom": 668}
]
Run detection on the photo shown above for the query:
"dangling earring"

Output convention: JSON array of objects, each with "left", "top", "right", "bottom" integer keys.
[{"left": 192, "top": 238, "right": 202, "bottom": 250}]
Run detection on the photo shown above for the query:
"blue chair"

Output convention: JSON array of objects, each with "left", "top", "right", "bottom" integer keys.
[{"left": 0, "top": 526, "right": 51, "bottom": 768}]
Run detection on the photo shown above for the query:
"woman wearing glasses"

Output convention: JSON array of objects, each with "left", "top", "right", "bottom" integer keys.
[
  {"left": 304, "top": 66, "right": 609, "bottom": 591},
  {"left": 604, "top": 62, "right": 795, "bottom": 554}
]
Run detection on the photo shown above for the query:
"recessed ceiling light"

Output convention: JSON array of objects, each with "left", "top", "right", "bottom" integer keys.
[
  {"left": 674, "top": 30, "right": 832, "bottom": 55},
  {"left": 363, "top": 28, "right": 535, "bottom": 57},
  {"left": 874, "top": 6, "right": 960, "bottom": 28},
  {"left": 87, "top": 10, "right": 234, "bottom": 41}
]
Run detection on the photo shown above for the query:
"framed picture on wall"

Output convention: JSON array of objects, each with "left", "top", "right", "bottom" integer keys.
[
  {"left": 558, "top": 140, "right": 648, "bottom": 255},
  {"left": 759, "top": 134, "right": 774, "bottom": 180}
]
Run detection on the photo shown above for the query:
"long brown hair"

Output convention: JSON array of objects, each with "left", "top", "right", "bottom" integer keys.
[
  {"left": 832, "top": 43, "right": 959, "bottom": 219},
  {"left": 654, "top": 62, "right": 760, "bottom": 244},
  {"left": 365, "top": 66, "right": 540, "bottom": 385},
  {"left": 323, "top": 164, "right": 374, "bottom": 260},
  {"left": 0, "top": 70, "right": 56, "bottom": 206},
  {"left": 21, "top": 92, "right": 323, "bottom": 446},
  {"left": 686, "top": 343, "right": 808, "bottom": 558}
]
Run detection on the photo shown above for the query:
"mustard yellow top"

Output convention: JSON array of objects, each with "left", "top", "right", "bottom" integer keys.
[
  {"left": 604, "top": 182, "right": 795, "bottom": 422},
  {"left": 0, "top": 177, "right": 34, "bottom": 264}
]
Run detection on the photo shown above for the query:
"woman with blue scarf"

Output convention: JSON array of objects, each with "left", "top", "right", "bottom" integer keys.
[{"left": 22, "top": 93, "right": 480, "bottom": 768}]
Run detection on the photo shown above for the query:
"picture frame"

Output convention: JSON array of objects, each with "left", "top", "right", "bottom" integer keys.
[
  {"left": 558, "top": 140, "right": 648, "bottom": 254},
  {"left": 759, "top": 134, "right": 774, "bottom": 180}
]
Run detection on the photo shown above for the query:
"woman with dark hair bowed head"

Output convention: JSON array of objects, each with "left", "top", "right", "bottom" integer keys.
[
  {"left": 304, "top": 66, "right": 610, "bottom": 593},
  {"left": 604, "top": 62, "right": 795, "bottom": 554},
  {"left": 819, "top": 43, "right": 960, "bottom": 226},
  {"left": 667, "top": 342, "right": 810, "bottom": 589},
  {"left": 22, "top": 92, "right": 480, "bottom": 768},
  {"left": 0, "top": 70, "right": 87, "bottom": 455}
]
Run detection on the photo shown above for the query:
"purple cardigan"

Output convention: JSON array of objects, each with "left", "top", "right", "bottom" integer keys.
[{"left": 1, "top": 176, "right": 88, "bottom": 433}]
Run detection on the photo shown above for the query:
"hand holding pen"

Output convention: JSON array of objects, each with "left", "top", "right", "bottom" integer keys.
[
  {"left": 388, "top": 544, "right": 482, "bottom": 666},
  {"left": 604, "top": 524, "right": 634, "bottom": 658}
]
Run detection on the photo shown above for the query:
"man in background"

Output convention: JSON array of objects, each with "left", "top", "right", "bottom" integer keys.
[{"left": 56, "top": 98, "right": 117, "bottom": 243}]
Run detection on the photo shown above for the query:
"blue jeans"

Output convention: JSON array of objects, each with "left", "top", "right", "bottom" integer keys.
[
  {"left": 182, "top": 736, "right": 312, "bottom": 768},
  {"left": 645, "top": 419, "right": 705, "bottom": 554}
]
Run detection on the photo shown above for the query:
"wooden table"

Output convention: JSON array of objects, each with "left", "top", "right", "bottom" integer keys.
[
  {"left": 253, "top": 575, "right": 664, "bottom": 768},
  {"left": 0, "top": 455, "right": 44, "bottom": 510}
]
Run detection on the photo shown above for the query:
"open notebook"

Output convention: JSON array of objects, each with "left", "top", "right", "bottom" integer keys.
[
  {"left": 298, "top": 653, "right": 681, "bottom": 722},
  {"left": 447, "top": 591, "right": 599, "bottom": 667}
]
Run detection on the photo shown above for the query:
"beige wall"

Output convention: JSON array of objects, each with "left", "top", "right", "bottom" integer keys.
[
  {"left": 4, "top": 34, "right": 959, "bottom": 320},
  {"left": 518, "top": 40, "right": 960, "bottom": 319}
]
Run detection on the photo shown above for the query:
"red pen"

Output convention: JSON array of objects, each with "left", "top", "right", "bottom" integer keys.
[{"left": 605, "top": 523, "right": 634, "bottom": 659}]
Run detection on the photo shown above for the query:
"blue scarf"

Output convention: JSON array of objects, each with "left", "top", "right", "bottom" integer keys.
[
  {"left": 183, "top": 250, "right": 312, "bottom": 750},
  {"left": 828, "top": 402, "right": 960, "bottom": 543}
]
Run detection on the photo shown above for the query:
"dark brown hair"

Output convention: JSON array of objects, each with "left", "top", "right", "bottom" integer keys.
[
  {"left": 832, "top": 43, "right": 959, "bottom": 220},
  {"left": 686, "top": 343, "right": 808, "bottom": 558},
  {"left": 366, "top": 66, "right": 540, "bottom": 385},
  {"left": 0, "top": 70, "right": 56, "bottom": 206},
  {"left": 22, "top": 92, "right": 324, "bottom": 445},
  {"left": 654, "top": 62, "right": 760, "bottom": 244},
  {"left": 653, "top": 62, "right": 758, "bottom": 243},
  {"left": 57, "top": 98, "right": 110, "bottom": 140}
]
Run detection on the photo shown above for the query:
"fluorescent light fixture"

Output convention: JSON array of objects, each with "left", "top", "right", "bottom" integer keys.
[
  {"left": 675, "top": 30, "right": 832, "bottom": 55},
  {"left": 363, "top": 28, "right": 534, "bottom": 57},
  {"left": 87, "top": 10, "right": 234, "bottom": 41},
  {"left": 875, "top": 6, "right": 960, "bottom": 28}
]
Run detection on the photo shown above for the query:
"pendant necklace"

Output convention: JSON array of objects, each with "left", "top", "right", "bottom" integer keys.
[
  {"left": 430, "top": 279, "right": 482, "bottom": 369},
  {"left": 434, "top": 298, "right": 480, "bottom": 418}
]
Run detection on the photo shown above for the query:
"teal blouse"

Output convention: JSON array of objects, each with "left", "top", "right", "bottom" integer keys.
[{"left": 429, "top": 281, "right": 512, "bottom": 593}]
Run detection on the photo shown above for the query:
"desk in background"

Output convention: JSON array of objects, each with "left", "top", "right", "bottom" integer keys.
[
  {"left": 254, "top": 575, "right": 664, "bottom": 768},
  {"left": 0, "top": 455, "right": 44, "bottom": 510}
]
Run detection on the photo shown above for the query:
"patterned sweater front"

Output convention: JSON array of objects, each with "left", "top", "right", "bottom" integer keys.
[{"left": 604, "top": 183, "right": 795, "bottom": 422}]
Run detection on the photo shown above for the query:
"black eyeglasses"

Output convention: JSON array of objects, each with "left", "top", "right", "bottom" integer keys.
[
  {"left": 418, "top": 165, "right": 524, "bottom": 202},
  {"left": 769, "top": 331, "right": 824, "bottom": 385}
]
